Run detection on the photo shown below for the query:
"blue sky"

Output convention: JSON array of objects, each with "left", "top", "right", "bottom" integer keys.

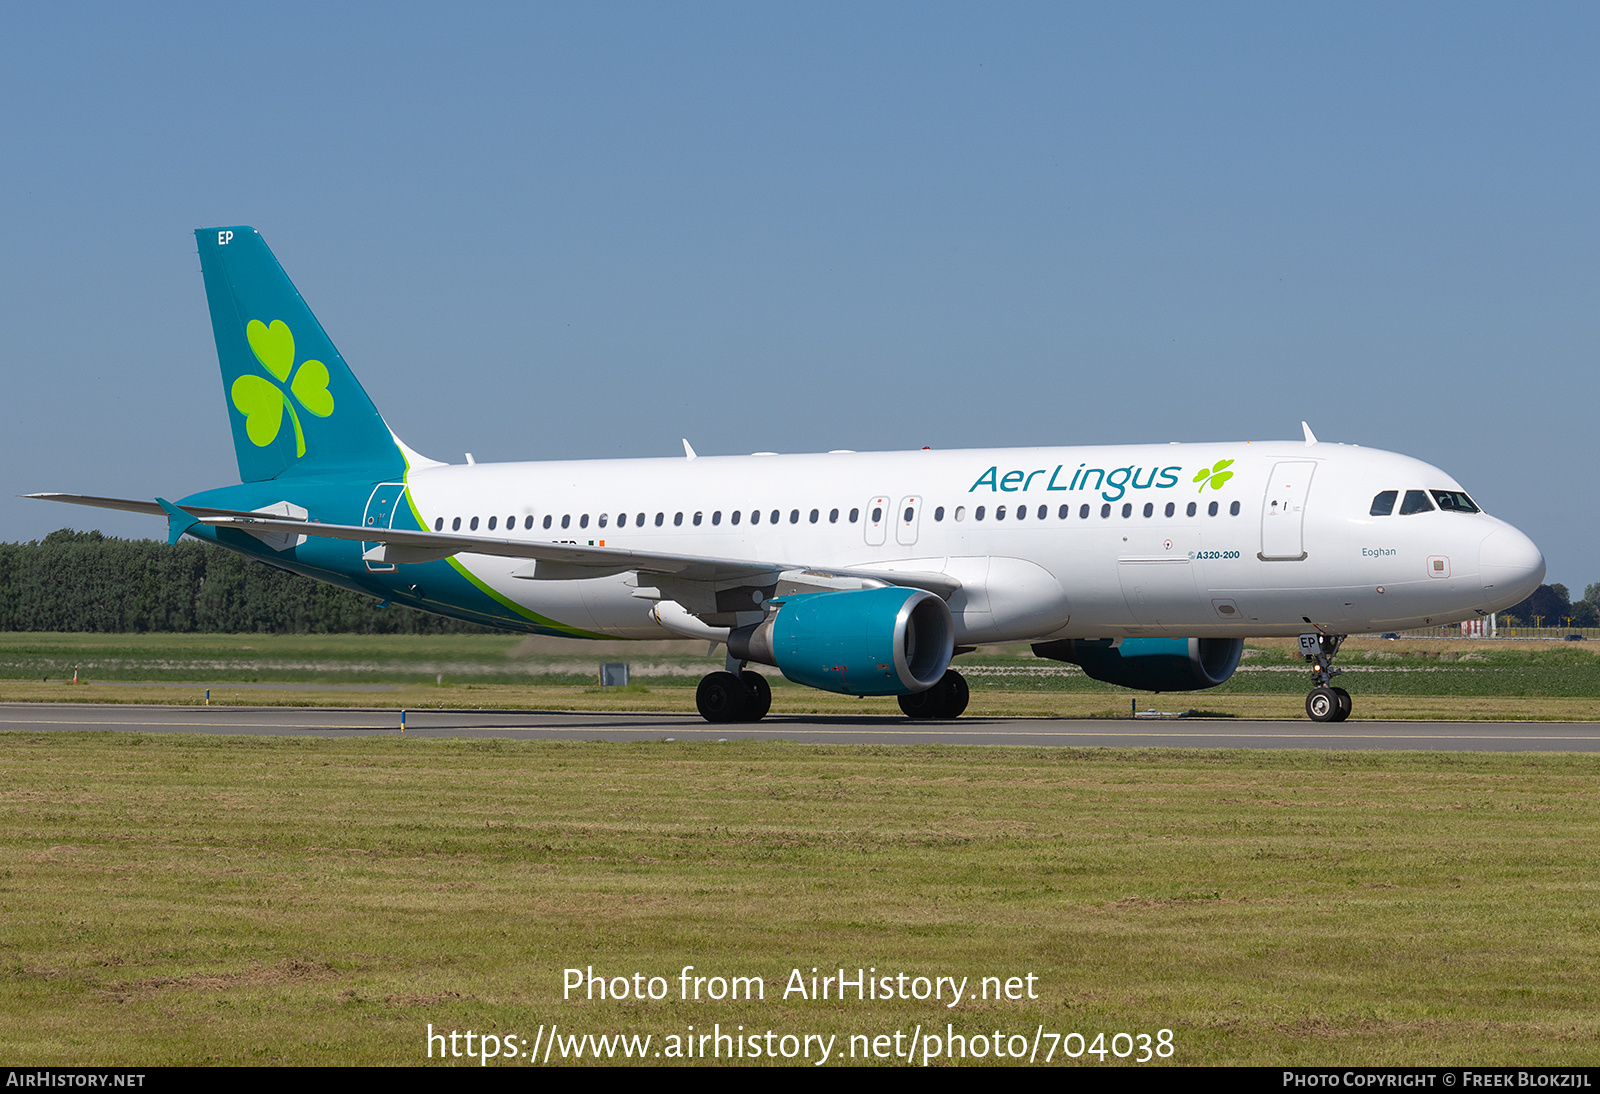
[{"left": 3, "top": 3, "right": 1596, "bottom": 588}]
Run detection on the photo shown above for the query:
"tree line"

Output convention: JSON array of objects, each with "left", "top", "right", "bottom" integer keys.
[
  {"left": 1499, "top": 584, "right": 1600, "bottom": 629},
  {"left": 0, "top": 529, "right": 490, "bottom": 634}
]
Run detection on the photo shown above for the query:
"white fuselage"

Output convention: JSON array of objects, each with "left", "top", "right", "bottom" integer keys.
[{"left": 400, "top": 440, "right": 1545, "bottom": 642}]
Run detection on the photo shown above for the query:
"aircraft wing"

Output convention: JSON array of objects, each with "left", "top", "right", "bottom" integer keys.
[
  {"left": 26, "top": 493, "right": 960, "bottom": 598},
  {"left": 195, "top": 514, "right": 962, "bottom": 598}
]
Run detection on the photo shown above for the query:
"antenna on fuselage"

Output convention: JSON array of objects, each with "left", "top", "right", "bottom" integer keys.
[
  {"left": 1301, "top": 421, "right": 1318, "bottom": 445},
  {"left": 682, "top": 439, "right": 698, "bottom": 461}
]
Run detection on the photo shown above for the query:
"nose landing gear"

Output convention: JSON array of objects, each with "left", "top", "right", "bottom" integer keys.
[{"left": 1299, "top": 633, "right": 1351, "bottom": 722}]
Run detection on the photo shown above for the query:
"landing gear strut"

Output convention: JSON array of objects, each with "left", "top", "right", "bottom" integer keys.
[
  {"left": 695, "top": 666, "right": 772, "bottom": 723},
  {"left": 898, "top": 670, "right": 970, "bottom": 720},
  {"left": 1299, "top": 633, "right": 1351, "bottom": 723}
]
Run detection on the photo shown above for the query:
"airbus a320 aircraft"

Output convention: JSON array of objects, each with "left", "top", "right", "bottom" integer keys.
[{"left": 32, "top": 228, "right": 1546, "bottom": 724}]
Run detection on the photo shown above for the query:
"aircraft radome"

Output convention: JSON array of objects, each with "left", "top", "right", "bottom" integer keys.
[{"left": 31, "top": 228, "right": 1546, "bottom": 723}]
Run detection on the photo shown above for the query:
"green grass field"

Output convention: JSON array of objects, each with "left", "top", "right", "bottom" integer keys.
[
  {"left": 1, "top": 633, "right": 1598, "bottom": 1065},
  {"left": 2, "top": 632, "right": 1597, "bottom": 720},
  {"left": 1, "top": 733, "right": 1597, "bottom": 1066}
]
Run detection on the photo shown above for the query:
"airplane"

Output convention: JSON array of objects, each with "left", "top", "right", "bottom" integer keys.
[{"left": 30, "top": 227, "right": 1547, "bottom": 724}]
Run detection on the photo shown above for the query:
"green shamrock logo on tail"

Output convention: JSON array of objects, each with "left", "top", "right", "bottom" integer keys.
[
  {"left": 231, "top": 320, "right": 335, "bottom": 457},
  {"left": 1193, "top": 459, "right": 1235, "bottom": 492}
]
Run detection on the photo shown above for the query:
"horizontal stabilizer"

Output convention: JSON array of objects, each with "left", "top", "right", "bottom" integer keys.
[{"left": 25, "top": 493, "right": 311, "bottom": 523}]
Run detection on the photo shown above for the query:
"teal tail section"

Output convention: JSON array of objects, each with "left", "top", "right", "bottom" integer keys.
[{"left": 196, "top": 227, "right": 404, "bottom": 483}]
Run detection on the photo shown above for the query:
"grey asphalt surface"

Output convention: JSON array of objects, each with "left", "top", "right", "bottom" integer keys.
[{"left": 3, "top": 703, "right": 1599, "bottom": 750}]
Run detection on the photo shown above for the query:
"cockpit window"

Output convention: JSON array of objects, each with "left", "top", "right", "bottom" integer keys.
[
  {"left": 1431, "top": 490, "right": 1480, "bottom": 513},
  {"left": 1370, "top": 490, "right": 1397, "bottom": 516},
  {"left": 1398, "top": 489, "right": 1435, "bottom": 515}
]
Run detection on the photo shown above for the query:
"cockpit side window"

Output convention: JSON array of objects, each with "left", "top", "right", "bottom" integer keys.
[
  {"left": 1431, "top": 490, "right": 1480, "bottom": 513},
  {"left": 1370, "top": 490, "right": 1397, "bottom": 516},
  {"left": 1399, "top": 489, "right": 1435, "bottom": 515}
]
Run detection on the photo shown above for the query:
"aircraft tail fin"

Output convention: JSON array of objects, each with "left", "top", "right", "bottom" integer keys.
[{"left": 195, "top": 227, "right": 405, "bottom": 483}]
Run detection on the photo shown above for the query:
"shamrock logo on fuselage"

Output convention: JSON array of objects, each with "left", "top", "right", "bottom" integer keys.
[
  {"left": 1193, "top": 459, "right": 1235, "bottom": 492},
  {"left": 231, "top": 319, "right": 335, "bottom": 457}
]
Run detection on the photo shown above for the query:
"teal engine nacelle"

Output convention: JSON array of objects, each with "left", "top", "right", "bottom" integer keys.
[
  {"left": 1031, "top": 637, "right": 1244, "bottom": 692},
  {"left": 729, "top": 587, "right": 955, "bottom": 696}
]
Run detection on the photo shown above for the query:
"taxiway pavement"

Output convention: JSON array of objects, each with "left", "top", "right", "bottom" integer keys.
[{"left": 3, "top": 703, "right": 1598, "bottom": 751}]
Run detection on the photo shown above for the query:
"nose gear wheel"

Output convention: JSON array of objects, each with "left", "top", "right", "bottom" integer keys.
[{"left": 1299, "top": 634, "right": 1351, "bottom": 722}]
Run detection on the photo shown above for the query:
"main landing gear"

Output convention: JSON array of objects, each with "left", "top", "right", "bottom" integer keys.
[
  {"left": 897, "top": 670, "right": 970, "bottom": 720},
  {"left": 695, "top": 668, "right": 772, "bottom": 724},
  {"left": 693, "top": 666, "right": 971, "bottom": 723},
  {"left": 1299, "top": 633, "right": 1351, "bottom": 723}
]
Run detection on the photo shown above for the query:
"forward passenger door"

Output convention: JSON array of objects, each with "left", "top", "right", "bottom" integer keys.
[{"left": 1260, "top": 461, "right": 1316, "bottom": 561}]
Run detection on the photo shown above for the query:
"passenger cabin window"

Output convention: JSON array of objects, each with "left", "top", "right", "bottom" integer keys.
[
  {"left": 790, "top": 509, "right": 800, "bottom": 524},
  {"left": 810, "top": 509, "right": 820, "bottom": 523},
  {"left": 452, "top": 517, "right": 462, "bottom": 531},
  {"left": 934, "top": 506, "right": 945, "bottom": 521},
  {"left": 561, "top": 515, "right": 570, "bottom": 529},
  {"left": 1164, "top": 502, "right": 1175, "bottom": 517},
  {"left": 675, "top": 512, "right": 684, "bottom": 526},
  {"left": 434, "top": 517, "right": 443, "bottom": 531},
  {"left": 488, "top": 516, "right": 497, "bottom": 530},
  {"left": 543, "top": 515, "right": 553, "bottom": 529},
  {"left": 1208, "top": 501, "right": 1218, "bottom": 516},
  {"left": 1186, "top": 502, "right": 1197, "bottom": 517},
  {"left": 1432, "top": 490, "right": 1480, "bottom": 513},
  {"left": 1230, "top": 501, "right": 1240, "bottom": 516},
  {"left": 849, "top": 508, "right": 859, "bottom": 523},
  {"left": 711, "top": 511, "right": 721, "bottom": 525},
  {"left": 975, "top": 506, "right": 986, "bottom": 521},
  {"left": 1142, "top": 503, "right": 1153, "bottom": 518},
  {"left": 1059, "top": 505, "right": 1069, "bottom": 519},
  {"left": 656, "top": 512, "right": 665, "bottom": 526},
  {"left": 954, "top": 506, "right": 965, "bottom": 521},
  {"left": 579, "top": 514, "right": 589, "bottom": 529},
  {"left": 1100, "top": 504, "right": 1111, "bottom": 518},
  {"left": 521, "top": 515, "right": 530, "bottom": 529},
  {"left": 770, "top": 510, "right": 780, "bottom": 524},
  {"left": 1399, "top": 490, "right": 1434, "bottom": 515},
  {"left": 1079, "top": 504, "right": 1090, "bottom": 519},
  {"left": 829, "top": 509, "right": 840, "bottom": 523},
  {"left": 470, "top": 517, "right": 479, "bottom": 530},
  {"left": 1370, "top": 491, "right": 1397, "bottom": 516},
  {"left": 732, "top": 511, "right": 742, "bottom": 525},
  {"left": 600, "top": 514, "right": 610, "bottom": 528},
  {"left": 1121, "top": 503, "right": 1132, "bottom": 518}
]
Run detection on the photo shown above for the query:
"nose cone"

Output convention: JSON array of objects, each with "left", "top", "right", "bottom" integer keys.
[{"left": 1479, "top": 525, "right": 1546, "bottom": 609}]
